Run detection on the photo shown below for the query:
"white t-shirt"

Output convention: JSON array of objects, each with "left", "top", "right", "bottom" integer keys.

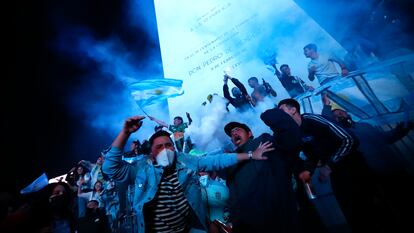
[{"left": 308, "top": 54, "right": 341, "bottom": 84}]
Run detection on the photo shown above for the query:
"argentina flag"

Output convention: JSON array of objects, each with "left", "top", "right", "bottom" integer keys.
[
  {"left": 20, "top": 173, "right": 49, "bottom": 194},
  {"left": 129, "top": 78, "right": 184, "bottom": 107}
]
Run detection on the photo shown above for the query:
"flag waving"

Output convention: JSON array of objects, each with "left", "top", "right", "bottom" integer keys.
[
  {"left": 129, "top": 78, "right": 184, "bottom": 107},
  {"left": 20, "top": 173, "right": 49, "bottom": 194}
]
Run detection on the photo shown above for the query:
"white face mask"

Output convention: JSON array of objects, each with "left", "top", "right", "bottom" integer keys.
[{"left": 155, "top": 149, "right": 175, "bottom": 167}]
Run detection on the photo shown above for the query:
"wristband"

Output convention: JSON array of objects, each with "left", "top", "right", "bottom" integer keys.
[{"left": 248, "top": 151, "right": 253, "bottom": 160}]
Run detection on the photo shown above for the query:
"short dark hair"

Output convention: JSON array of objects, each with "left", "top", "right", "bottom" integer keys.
[
  {"left": 149, "top": 130, "right": 172, "bottom": 147},
  {"left": 224, "top": 122, "right": 252, "bottom": 137},
  {"left": 303, "top": 43, "right": 317, "bottom": 52},
  {"left": 48, "top": 182, "right": 71, "bottom": 194},
  {"left": 174, "top": 116, "right": 183, "bottom": 122},
  {"left": 154, "top": 125, "right": 163, "bottom": 132},
  {"left": 231, "top": 87, "right": 240, "bottom": 92},
  {"left": 46, "top": 182, "right": 74, "bottom": 201},
  {"left": 279, "top": 64, "right": 289, "bottom": 70},
  {"left": 278, "top": 98, "right": 301, "bottom": 114},
  {"left": 248, "top": 77, "right": 258, "bottom": 82}
]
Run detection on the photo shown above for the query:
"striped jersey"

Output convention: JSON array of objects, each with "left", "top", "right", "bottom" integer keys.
[{"left": 144, "top": 167, "right": 191, "bottom": 233}]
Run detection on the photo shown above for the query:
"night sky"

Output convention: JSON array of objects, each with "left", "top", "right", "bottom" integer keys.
[
  {"left": 6, "top": 0, "right": 161, "bottom": 196},
  {"left": 5, "top": 0, "right": 414, "bottom": 197}
]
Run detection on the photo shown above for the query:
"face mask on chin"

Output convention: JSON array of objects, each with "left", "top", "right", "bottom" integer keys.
[{"left": 155, "top": 149, "right": 175, "bottom": 167}]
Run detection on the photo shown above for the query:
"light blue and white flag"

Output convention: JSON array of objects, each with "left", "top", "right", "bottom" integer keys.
[
  {"left": 20, "top": 173, "right": 49, "bottom": 194},
  {"left": 129, "top": 78, "right": 184, "bottom": 107}
]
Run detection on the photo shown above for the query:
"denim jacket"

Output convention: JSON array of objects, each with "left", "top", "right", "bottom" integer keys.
[{"left": 102, "top": 147, "right": 238, "bottom": 232}]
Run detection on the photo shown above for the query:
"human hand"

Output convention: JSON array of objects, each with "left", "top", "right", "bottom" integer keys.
[
  {"left": 299, "top": 170, "right": 312, "bottom": 183},
  {"left": 252, "top": 141, "right": 274, "bottom": 160},
  {"left": 264, "top": 52, "right": 277, "bottom": 66},
  {"left": 123, "top": 116, "right": 145, "bottom": 134},
  {"left": 223, "top": 74, "right": 230, "bottom": 82}
]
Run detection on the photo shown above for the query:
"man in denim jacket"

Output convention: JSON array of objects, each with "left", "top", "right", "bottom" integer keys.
[{"left": 102, "top": 115, "right": 273, "bottom": 232}]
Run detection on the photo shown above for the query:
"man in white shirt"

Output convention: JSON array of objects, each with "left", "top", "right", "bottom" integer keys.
[{"left": 303, "top": 43, "right": 349, "bottom": 85}]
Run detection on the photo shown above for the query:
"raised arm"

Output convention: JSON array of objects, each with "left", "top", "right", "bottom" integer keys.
[
  {"left": 230, "top": 77, "right": 249, "bottom": 97},
  {"left": 186, "top": 112, "right": 193, "bottom": 125},
  {"left": 223, "top": 74, "right": 238, "bottom": 108},
  {"left": 223, "top": 74, "right": 234, "bottom": 98},
  {"left": 192, "top": 141, "right": 274, "bottom": 171},
  {"left": 102, "top": 116, "right": 145, "bottom": 183},
  {"left": 148, "top": 116, "right": 168, "bottom": 128},
  {"left": 112, "top": 116, "right": 144, "bottom": 148},
  {"left": 272, "top": 63, "right": 282, "bottom": 79}
]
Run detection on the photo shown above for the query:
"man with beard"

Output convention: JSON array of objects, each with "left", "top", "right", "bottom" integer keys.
[
  {"left": 221, "top": 107, "right": 303, "bottom": 233},
  {"left": 102, "top": 116, "right": 273, "bottom": 233}
]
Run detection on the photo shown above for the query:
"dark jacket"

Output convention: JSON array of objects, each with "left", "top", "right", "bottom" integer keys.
[
  {"left": 322, "top": 104, "right": 410, "bottom": 175},
  {"left": 78, "top": 208, "right": 111, "bottom": 233},
  {"left": 223, "top": 78, "right": 251, "bottom": 112},
  {"left": 221, "top": 108, "right": 302, "bottom": 232},
  {"left": 299, "top": 113, "right": 358, "bottom": 173}
]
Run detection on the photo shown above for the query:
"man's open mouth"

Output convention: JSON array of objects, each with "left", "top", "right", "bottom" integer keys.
[{"left": 234, "top": 135, "right": 242, "bottom": 144}]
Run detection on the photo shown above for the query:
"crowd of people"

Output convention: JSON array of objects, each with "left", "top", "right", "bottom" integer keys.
[{"left": 1, "top": 43, "right": 413, "bottom": 233}]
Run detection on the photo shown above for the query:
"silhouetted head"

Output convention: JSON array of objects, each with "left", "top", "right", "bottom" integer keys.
[{"left": 231, "top": 87, "right": 242, "bottom": 97}]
